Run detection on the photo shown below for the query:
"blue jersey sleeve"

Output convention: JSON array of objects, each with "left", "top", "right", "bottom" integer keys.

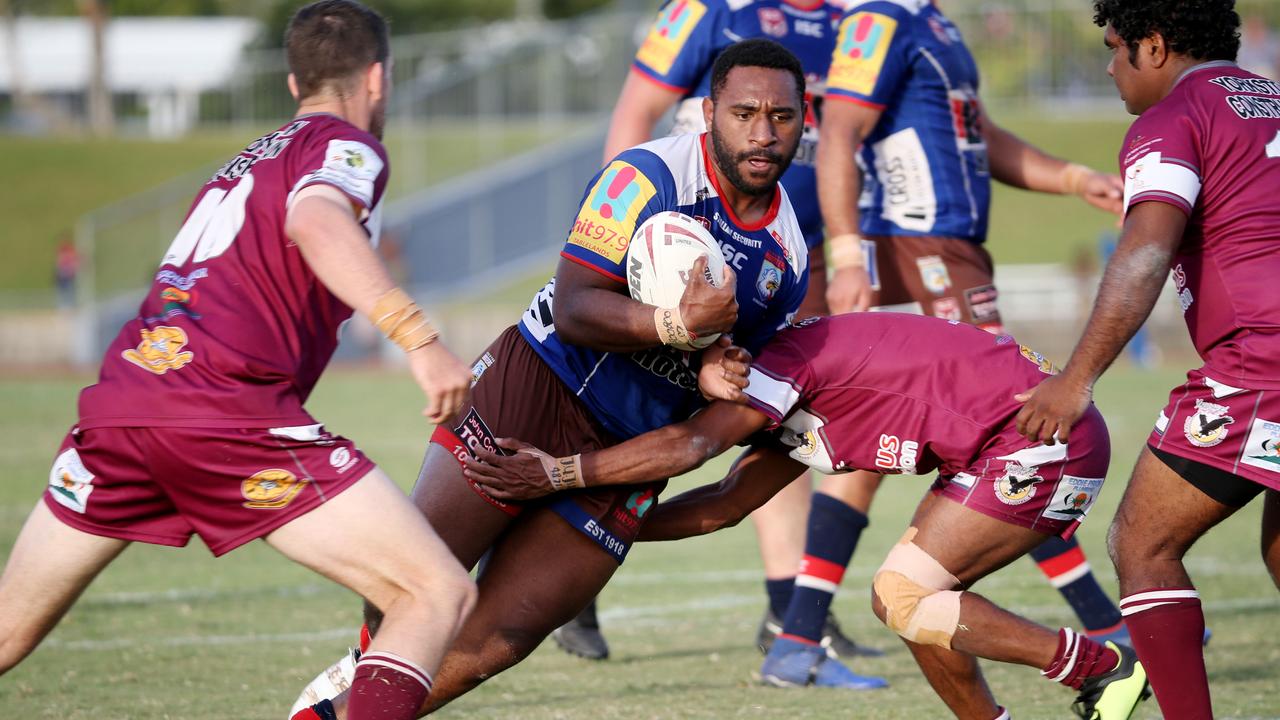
[
  {"left": 826, "top": 2, "right": 913, "bottom": 108},
  {"left": 632, "top": 0, "right": 724, "bottom": 92},
  {"left": 560, "top": 149, "right": 676, "bottom": 283}
]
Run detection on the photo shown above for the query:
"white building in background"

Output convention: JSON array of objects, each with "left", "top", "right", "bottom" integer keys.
[{"left": 0, "top": 17, "right": 259, "bottom": 137}]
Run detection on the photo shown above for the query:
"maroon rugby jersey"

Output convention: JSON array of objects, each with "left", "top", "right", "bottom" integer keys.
[
  {"left": 743, "top": 314, "right": 1058, "bottom": 476},
  {"left": 1120, "top": 62, "right": 1280, "bottom": 389},
  {"left": 78, "top": 114, "right": 389, "bottom": 428}
]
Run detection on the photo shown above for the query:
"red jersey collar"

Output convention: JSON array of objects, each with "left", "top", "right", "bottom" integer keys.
[{"left": 699, "top": 133, "right": 782, "bottom": 232}]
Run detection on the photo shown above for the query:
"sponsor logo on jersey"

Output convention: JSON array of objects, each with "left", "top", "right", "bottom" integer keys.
[
  {"left": 1172, "top": 263, "right": 1194, "bottom": 313},
  {"left": 636, "top": 0, "right": 707, "bottom": 76},
  {"left": 569, "top": 161, "right": 657, "bottom": 265},
  {"left": 1241, "top": 419, "right": 1280, "bottom": 473},
  {"left": 756, "top": 252, "right": 785, "bottom": 302},
  {"left": 241, "top": 468, "right": 307, "bottom": 509},
  {"left": 758, "top": 7, "right": 787, "bottom": 37},
  {"left": 829, "top": 12, "right": 897, "bottom": 96},
  {"left": 947, "top": 87, "right": 984, "bottom": 147},
  {"left": 995, "top": 462, "right": 1042, "bottom": 506},
  {"left": 329, "top": 446, "right": 359, "bottom": 474},
  {"left": 964, "top": 284, "right": 999, "bottom": 324},
  {"left": 931, "top": 297, "right": 962, "bottom": 321},
  {"left": 874, "top": 433, "right": 918, "bottom": 473},
  {"left": 48, "top": 448, "right": 94, "bottom": 514},
  {"left": 308, "top": 139, "right": 385, "bottom": 208},
  {"left": 1183, "top": 398, "right": 1234, "bottom": 448},
  {"left": 1041, "top": 475, "right": 1104, "bottom": 521},
  {"left": 916, "top": 255, "right": 951, "bottom": 295},
  {"left": 146, "top": 284, "right": 201, "bottom": 322},
  {"left": 1019, "top": 344, "right": 1057, "bottom": 375},
  {"left": 630, "top": 345, "right": 699, "bottom": 391},
  {"left": 122, "top": 325, "right": 195, "bottom": 375}
]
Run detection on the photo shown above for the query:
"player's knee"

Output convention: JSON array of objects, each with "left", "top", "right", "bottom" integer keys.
[{"left": 870, "top": 528, "right": 962, "bottom": 649}]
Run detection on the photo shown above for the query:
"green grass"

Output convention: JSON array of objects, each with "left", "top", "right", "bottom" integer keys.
[{"left": 1, "top": 364, "right": 1276, "bottom": 719}]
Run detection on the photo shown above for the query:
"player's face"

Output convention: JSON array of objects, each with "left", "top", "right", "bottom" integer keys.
[
  {"left": 1104, "top": 25, "right": 1160, "bottom": 115},
  {"left": 706, "top": 66, "right": 804, "bottom": 196}
]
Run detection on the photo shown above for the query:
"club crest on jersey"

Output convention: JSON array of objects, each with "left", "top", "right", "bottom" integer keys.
[
  {"left": 916, "top": 255, "right": 951, "bottom": 295},
  {"left": 1184, "top": 398, "right": 1234, "bottom": 448},
  {"left": 48, "top": 448, "right": 94, "bottom": 514},
  {"left": 995, "top": 462, "right": 1043, "bottom": 506},
  {"left": 1041, "top": 475, "right": 1104, "bottom": 521},
  {"left": 830, "top": 12, "right": 897, "bottom": 96},
  {"left": 241, "top": 469, "right": 307, "bottom": 509},
  {"left": 756, "top": 252, "right": 785, "bottom": 302},
  {"left": 1019, "top": 344, "right": 1058, "bottom": 375},
  {"left": 636, "top": 0, "right": 707, "bottom": 75},
  {"left": 758, "top": 7, "right": 787, "bottom": 37},
  {"left": 122, "top": 325, "right": 195, "bottom": 375},
  {"left": 1241, "top": 419, "right": 1280, "bottom": 473}
]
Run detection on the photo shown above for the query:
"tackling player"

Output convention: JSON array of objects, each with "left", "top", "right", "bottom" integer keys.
[
  {"left": 812, "top": 0, "right": 1136, "bottom": 667},
  {"left": 289, "top": 40, "right": 886, "bottom": 720},
  {"left": 564, "top": 0, "right": 880, "bottom": 665},
  {"left": 0, "top": 3, "right": 477, "bottom": 719},
  {"left": 464, "top": 313, "right": 1152, "bottom": 720},
  {"left": 1015, "top": 2, "right": 1280, "bottom": 717}
]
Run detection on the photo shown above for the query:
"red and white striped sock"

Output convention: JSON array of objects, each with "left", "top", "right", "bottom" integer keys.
[
  {"left": 347, "top": 651, "right": 433, "bottom": 720},
  {"left": 1040, "top": 628, "right": 1119, "bottom": 690},
  {"left": 1120, "top": 587, "right": 1211, "bottom": 719}
]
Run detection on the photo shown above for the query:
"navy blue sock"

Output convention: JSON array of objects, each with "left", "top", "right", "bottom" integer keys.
[
  {"left": 779, "top": 493, "right": 868, "bottom": 644},
  {"left": 765, "top": 577, "right": 795, "bottom": 618},
  {"left": 1030, "top": 535, "right": 1123, "bottom": 633}
]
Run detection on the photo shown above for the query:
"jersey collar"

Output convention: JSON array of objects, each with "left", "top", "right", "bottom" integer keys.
[
  {"left": 699, "top": 133, "right": 782, "bottom": 232},
  {"left": 1174, "top": 60, "right": 1239, "bottom": 87}
]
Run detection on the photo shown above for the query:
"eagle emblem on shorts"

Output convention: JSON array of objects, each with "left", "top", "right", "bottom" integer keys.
[
  {"left": 122, "top": 325, "right": 195, "bottom": 375},
  {"left": 241, "top": 469, "right": 307, "bottom": 509},
  {"left": 995, "top": 462, "right": 1042, "bottom": 506},
  {"left": 1183, "top": 398, "right": 1233, "bottom": 448}
]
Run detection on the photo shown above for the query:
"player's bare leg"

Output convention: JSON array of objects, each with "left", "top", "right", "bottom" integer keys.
[
  {"left": 269, "top": 468, "right": 476, "bottom": 718},
  {"left": 1108, "top": 447, "right": 1244, "bottom": 719},
  {"left": 0, "top": 501, "right": 127, "bottom": 673},
  {"left": 1262, "top": 490, "right": 1280, "bottom": 591}
]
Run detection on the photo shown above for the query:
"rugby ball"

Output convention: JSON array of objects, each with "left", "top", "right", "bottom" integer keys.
[{"left": 626, "top": 211, "right": 727, "bottom": 351}]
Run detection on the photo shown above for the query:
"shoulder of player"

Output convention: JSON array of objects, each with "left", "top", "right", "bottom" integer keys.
[
  {"left": 840, "top": 0, "right": 921, "bottom": 22},
  {"left": 297, "top": 116, "right": 387, "bottom": 158},
  {"left": 608, "top": 140, "right": 682, "bottom": 191},
  {"left": 766, "top": 188, "right": 808, "bottom": 276}
]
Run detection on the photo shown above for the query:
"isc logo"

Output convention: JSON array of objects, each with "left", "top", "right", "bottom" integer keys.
[
  {"left": 795, "top": 20, "right": 824, "bottom": 38},
  {"left": 875, "top": 433, "right": 919, "bottom": 472}
]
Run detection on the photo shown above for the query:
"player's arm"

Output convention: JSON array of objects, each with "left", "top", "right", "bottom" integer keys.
[
  {"left": 1014, "top": 200, "right": 1186, "bottom": 443},
  {"left": 461, "top": 399, "right": 771, "bottom": 501},
  {"left": 981, "top": 108, "right": 1123, "bottom": 215},
  {"left": 286, "top": 185, "right": 471, "bottom": 423},
  {"left": 552, "top": 254, "right": 737, "bottom": 353},
  {"left": 603, "top": 69, "right": 684, "bottom": 162},
  {"left": 817, "top": 98, "right": 883, "bottom": 313}
]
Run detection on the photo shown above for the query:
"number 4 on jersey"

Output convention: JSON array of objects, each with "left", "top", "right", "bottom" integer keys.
[
  {"left": 1267, "top": 130, "right": 1280, "bottom": 159},
  {"left": 161, "top": 174, "right": 255, "bottom": 267}
]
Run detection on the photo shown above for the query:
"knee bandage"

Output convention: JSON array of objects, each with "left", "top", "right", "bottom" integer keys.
[{"left": 872, "top": 527, "right": 963, "bottom": 649}]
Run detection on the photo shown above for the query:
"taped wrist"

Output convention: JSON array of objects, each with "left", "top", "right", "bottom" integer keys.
[
  {"left": 518, "top": 447, "right": 586, "bottom": 491},
  {"left": 827, "top": 233, "right": 865, "bottom": 270},
  {"left": 372, "top": 288, "right": 439, "bottom": 353},
  {"left": 1061, "top": 163, "right": 1091, "bottom": 196},
  {"left": 654, "top": 305, "right": 696, "bottom": 347}
]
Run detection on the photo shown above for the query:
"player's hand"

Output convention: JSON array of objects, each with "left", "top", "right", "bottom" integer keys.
[
  {"left": 826, "top": 266, "right": 873, "bottom": 314},
  {"left": 462, "top": 438, "right": 557, "bottom": 501},
  {"left": 406, "top": 341, "right": 472, "bottom": 425},
  {"left": 1013, "top": 373, "right": 1093, "bottom": 445},
  {"left": 1079, "top": 171, "right": 1124, "bottom": 216},
  {"left": 698, "top": 335, "right": 753, "bottom": 403},
  {"left": 679, "top": 255, "right": 738, "bottom": 338}
]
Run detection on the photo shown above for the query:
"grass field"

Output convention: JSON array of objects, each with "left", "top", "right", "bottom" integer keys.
[{"left": 1, "top": 363, "right": 1277, "bottom": 719}]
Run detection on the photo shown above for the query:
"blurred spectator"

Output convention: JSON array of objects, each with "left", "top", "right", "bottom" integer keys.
[
  {"left": 1239, "top": 14, "right": 1278, "bottom": 79},
  {"left": 54, "top": 234, "right": 79, "bottom": 308}
]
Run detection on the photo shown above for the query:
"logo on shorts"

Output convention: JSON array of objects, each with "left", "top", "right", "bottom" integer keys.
[
  {"left": 452, "top": 408, "right": 506, "bottom": 458},
  {"left": 48, "top": 448, "right": 94, "bottom": 514},
  {"left": 241, "top": 469, "right": 307, "bottom": 509},
  {"left": 1019, "top": 345, "right": 1057, "bottom": 375},
  {"left": 1241, "top": 419, "right": 1280, "bottom": 473},
  {"left": 995, "top": 462, "right": 1043, "bottom": 505},
  {"left": 122, "top": 325, "right": 195, "bottom": 375},
  {"left": 964, "top": 284, "right": 999, "bottom": 325},
  {"left": 329, "top": 447, "right": 358, "bottom": 474},
  {"left": 931, "top": 297, "right": 962, "bottom": 321},
  {"left": 1183, "top": 398, "right": 1234, "bottom": 448},
  {"left": 916, "top": 255, "right": 951, "bottom": 295},
  {"left": 1040, "top": 475, "right": 1104, "bottom": 521},
  {"left": 625, "top": 489, "right": 655, "bottom": 519},
  {"left": 470, "top": 352, "right": 495, "bottom": 387},
  {"left": 792, "top": 430, "right": 821, "bottom": 460}
]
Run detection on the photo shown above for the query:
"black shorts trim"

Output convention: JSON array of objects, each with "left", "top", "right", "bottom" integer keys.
[{"left": 1148, "top": 445, "right": 1265, "bottom": 508}]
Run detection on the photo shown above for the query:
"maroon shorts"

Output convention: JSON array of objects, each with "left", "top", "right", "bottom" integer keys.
[
  {"left": 931, "top": 405, "right": 1111, "bottom": 539},
  {"left": 866, "top": 235, "right": 1004, "bottom": 333},
  {"left": 1147, "top": 368, "right": 1280, "bottom": 493},
  {"left": 430, "top": 326, "right": 667, "bottom": 563},
  {"left": 45, "top": 423, "right": 373, "bottom": 556}
]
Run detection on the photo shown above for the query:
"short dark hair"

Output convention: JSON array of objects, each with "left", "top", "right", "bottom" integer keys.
[
  {"left": 709, "top": 39, "right": 805, "bottom": 104},
  {"left": 285, "top": 0, "right": 390, "bottom": 99},
  {"left": 1093, "top": 0, "right": 1240, "bottom": 65}
]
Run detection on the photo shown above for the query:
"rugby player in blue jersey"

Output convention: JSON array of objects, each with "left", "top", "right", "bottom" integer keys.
[{"left": 289, "top": 40, "right": 883, "bottom": 720}]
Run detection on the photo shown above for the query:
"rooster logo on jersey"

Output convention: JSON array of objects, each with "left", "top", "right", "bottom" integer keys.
[{"left": 122, "top": 325, "right": 195, "bottom": 375}]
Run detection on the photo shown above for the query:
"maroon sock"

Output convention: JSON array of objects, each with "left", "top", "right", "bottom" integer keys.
[
  {"left": 1040, "top": 628, "right": 1120, "bottom": 690},
  {"left": 347, "top": 651, "right": 433, "bottom": 720},
  {"left": 1120, "top": 588, "right": 1211, "bottom": 719}
]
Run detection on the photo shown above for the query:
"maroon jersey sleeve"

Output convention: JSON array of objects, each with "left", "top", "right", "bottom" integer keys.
[
  {"left": 1120, "top": 107, "right": 1202, "bottom": 217},
  {"left": 287, "top": 126, "right": 390, "bottom": 226},
  {"left": 743, "top": 329, "right": 815, "bottom": 428}
]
